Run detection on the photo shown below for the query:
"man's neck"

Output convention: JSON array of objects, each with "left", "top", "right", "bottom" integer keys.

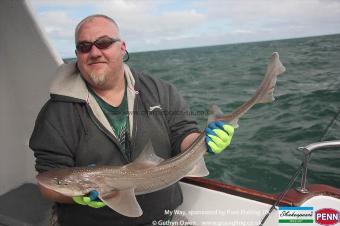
[{"left": 91, "top": 72, "right": 126, "bottom": 107}]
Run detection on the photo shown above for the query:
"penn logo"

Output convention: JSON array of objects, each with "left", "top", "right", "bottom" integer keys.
[{"left": 315, "top": 208, "right": 339, "bottom": 225}]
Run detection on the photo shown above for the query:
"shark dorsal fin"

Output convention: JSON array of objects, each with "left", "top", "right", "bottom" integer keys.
[
  {"left": 207, "top": 104, "right": 239, "bottom": 127},
  {"left": 124, "top": 140, "right": 164, "bottom": 170},
  {"left": 99, "top": 188, "right": 142, "bottom": 217},
  {"left": 208, "top": 105, "right": 224, "bottom": 120}
]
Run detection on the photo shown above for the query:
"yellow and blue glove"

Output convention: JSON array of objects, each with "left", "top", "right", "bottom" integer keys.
[
  {"left": 73, "top": 190, "right": 106, "bottom": 208},
  {"left": 205, "top": 121, "right": 234, "bottom": 154},
  {"left": 72, "top": 164, "right": 105, "bottom": 208}
]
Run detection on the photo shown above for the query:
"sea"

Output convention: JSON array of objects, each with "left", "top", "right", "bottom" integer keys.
[{"left": 69, "top": 34, "right": 340, "bottom": 194}]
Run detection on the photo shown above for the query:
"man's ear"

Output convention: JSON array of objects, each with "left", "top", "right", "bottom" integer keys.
[{"left": 121, "top": 41, "right": 127, "bottom": 55}]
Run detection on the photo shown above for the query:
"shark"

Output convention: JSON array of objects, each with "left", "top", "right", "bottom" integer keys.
[{"left": 36, "top": 52, "right": 286, "bottom": 217}]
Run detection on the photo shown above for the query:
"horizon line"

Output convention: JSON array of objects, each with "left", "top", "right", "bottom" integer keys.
[{"left": 62, "top": 32, "right": 340, "bottom": 59}]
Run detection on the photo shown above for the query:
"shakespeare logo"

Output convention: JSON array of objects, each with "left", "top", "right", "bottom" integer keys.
[{"left": 278, "top": 206, "right": 314, "bottom": 224}]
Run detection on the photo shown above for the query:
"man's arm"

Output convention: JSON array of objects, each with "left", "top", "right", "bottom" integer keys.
[
  {"left": 180, "top": 132, "right": 201, "bottom": 152},
  {"left": 30, "top": 102, "right": 77, "bottom": 204},
  {"left": 38, "top": 182, "right": 74, "bottom": 203},
  {"left": 180, "top": 122, "right": 235, "bottom": 154}
]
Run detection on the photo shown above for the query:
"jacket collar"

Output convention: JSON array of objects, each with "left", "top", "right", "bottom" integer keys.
[
  {"left": 50, "top": 62, "right": 137, "bottom": 138},
  {"left": 50, "top": 62, "right": 136, "bottom": 100}
]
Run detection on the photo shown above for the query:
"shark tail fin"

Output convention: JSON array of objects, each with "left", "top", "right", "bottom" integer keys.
[
  {"left": 206, "top": 52, "right": 285, "bottom": 129},
  {"left": 256, "top": 52, "right": 285, "bottom": 104}
]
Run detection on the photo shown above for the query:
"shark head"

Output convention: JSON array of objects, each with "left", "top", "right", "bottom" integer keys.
[{"left": 36, "top": 167, "right": 94, "bottom": 197}]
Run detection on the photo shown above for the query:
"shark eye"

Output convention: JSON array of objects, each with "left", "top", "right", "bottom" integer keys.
[
  {"left": 61, "top": 180, "right": 67, "bottom": 185},
  {"left": 55, "top": 178, "right": 69, "bottom": 186},
  {"left": 52, "top": 178, "right": 61, "bottom": 185}
]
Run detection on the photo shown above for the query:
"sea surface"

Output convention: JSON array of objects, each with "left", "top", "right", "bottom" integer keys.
[
  {"left": 69, "top": 34, "right": 340, "bottom": 194},
  {"left": 128, "top": 34, "right": 340, "bottom": 194}
]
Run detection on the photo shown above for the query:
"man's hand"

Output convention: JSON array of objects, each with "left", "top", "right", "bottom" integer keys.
[
  {"left": 205, "top": 121, "right": 234, "bottom": 154},
  {"left": 73, "top": 190, "right": 105, "bottom": 208}
]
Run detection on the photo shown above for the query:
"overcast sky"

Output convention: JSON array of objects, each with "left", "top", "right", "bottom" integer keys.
[{"left": 30, "top": 0, "right": 340, "bottom": 58}]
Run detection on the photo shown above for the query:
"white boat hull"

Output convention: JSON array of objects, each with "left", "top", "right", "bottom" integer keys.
[{"left": 178, "top": 178, "right": 340, "bottom": 226}]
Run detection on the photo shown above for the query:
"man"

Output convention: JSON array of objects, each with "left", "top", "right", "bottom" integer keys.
[{"left": 29, "top": 15, "right": 234, "bottom": 226}]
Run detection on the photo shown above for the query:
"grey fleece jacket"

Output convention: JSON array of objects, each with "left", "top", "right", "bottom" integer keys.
[{"left": 29, "top": 63, "right": 199, "bottom": 226}]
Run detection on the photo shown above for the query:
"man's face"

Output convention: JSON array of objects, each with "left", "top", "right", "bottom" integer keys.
[{"left": 75, "top": 17, "right": 126, "bottom": 88}]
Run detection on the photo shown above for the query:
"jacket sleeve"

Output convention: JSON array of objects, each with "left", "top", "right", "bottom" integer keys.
[
  {"left": 165, "top": 83, "right": 200, "bottom": 155},
  {"left": 29, "top": 102, "right": 75, "bottom": 173}
]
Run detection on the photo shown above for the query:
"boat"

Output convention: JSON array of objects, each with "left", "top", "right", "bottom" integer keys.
[{"left": 0, "top": 1, "right": 339, "bottom": 225}]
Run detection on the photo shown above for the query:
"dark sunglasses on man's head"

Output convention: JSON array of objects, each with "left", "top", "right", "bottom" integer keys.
[{"left": 76, "top": 36, "right": 121, "bottom": 53}]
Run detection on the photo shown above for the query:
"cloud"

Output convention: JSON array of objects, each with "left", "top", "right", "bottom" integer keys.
[
  {"left": 195, "top": 0, "right": 340, "bottom": 37},
  {"left": 30, "top": 0, "right": 340, "bottom": 57},
  {"left": 31, "top": 0, "right": 96, "bottom": 6},
  {"left": 38, "top": 11, "right": 76, "bottom": 40},
  {"left": 31, "top": 0, "right": 207, "bottom": 54},
  {"left": 95, "top": 1, "right": 206, "bottom": 51}
]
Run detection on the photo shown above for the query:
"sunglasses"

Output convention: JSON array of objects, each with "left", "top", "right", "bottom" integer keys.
[{"left": 76, "top": 36, "right": 121, "bottom": 53}]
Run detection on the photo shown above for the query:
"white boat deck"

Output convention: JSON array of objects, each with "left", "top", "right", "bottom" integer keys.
[
  {"left": 1, "top": 182, "right": 339, "bottom": 225},
  {"left": 180, "top": 181, "right": 340, "bottom": 226},
  {"left": 178, "top": 182, "right": 277, "bottom": 226}
]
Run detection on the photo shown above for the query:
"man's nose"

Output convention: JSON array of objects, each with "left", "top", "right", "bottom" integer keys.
[{"left": 88, "top": 45, "right": 102, "bottom": 58}]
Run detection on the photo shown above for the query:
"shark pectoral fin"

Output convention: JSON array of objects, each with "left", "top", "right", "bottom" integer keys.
[
  {"left": 99, "top": 188, "right": 143, "bottom": 217},
  {"left": 186, "top": 157, "right": 209, "bottom": 177},
  {"left": 124, "top": 140, "right": 164, "bottom": 170}
]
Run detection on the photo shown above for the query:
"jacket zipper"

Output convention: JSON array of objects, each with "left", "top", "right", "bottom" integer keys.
[
  {"left": 129, "top": 92, "right": 139, "bottom": 161},
  {"left": 84, "top": 104, "right": 130, "bottom": 163}
]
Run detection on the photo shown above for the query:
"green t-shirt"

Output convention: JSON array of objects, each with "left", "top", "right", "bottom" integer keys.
[{"left": 90, "top": 87, "right": 129, "bottom": 154}]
